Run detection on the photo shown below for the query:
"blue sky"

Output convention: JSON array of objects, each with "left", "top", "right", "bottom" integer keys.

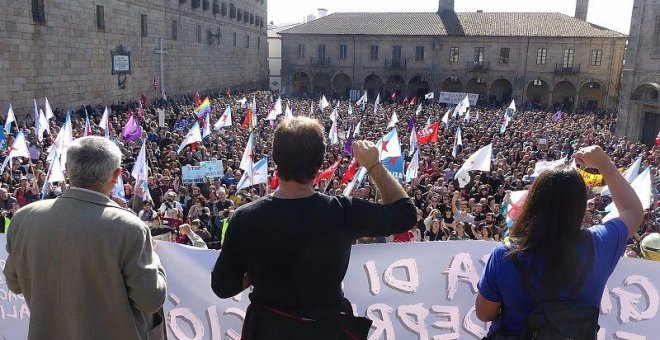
[{"left": 268, "top": 0, "right": 634, "bottom": 34}]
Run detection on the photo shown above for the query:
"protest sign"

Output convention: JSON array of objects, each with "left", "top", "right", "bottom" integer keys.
[
  {"left": 181, "top": 160, "right": 223, "bottom": 184},
  {"left": 438, "top": 92, "right": 479, "bottom": 106},
  {"left": 2, "top": 236, "right": 659, "bottom": 339}
]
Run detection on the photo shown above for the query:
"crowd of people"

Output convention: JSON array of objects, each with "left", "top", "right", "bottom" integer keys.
[{"left": 0, "top": 89, "right": 658, "bottom": 259}]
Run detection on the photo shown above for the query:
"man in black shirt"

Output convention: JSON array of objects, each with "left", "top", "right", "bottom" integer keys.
[{"left": 211, "top": 117, "right": 416, "bottom": 339}]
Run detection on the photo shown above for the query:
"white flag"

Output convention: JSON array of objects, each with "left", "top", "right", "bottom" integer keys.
[
  {"left": 238, "top": 96, "right": 247, "bottom": 108},
  {"left": 237, "top": 157, "right": 269, "bottom": 191},
  {"left": 320, "top": 95, "right": 330, "bottom": 111},
  {"left": 239, "top": 132, "right": 255, "bottom": 171},
  {"left": 47, "top": 154, "right": 65, "bottom": 183},
  {"left": 202, "top": 112, "right": 211, "bottom": 139},
  {"left": 99, "top": 106, "right": 110, "bottom": 139},
  {"left": 405, "top": 149, "right": 420, "bottom": 183},
  {"left": 329, "top": 108, "right": 338, "bottom": 122},
  {"left": 441, "top": 107, "right": 451, "bottom": 127},
  {"left": 37, "top": 109, "right": 50, "bottom": 141},
  {"left": 343, "top": 166, "right": 368, "bottom": 196},
  {"left": 455, "top": 144, "right": 492, "bottom": 188},
  {"left": 347, "top": 104, "right": 353, "bottom": 115},
  {"left": 214, "top": 106, "right": 232, "bottom": 129},
  {"left": 251, "top": 96, "right": 257, "bottom": 114},
  {"left": 387, "top": 111, "right": 398, "bottom": 128},
  {"left": 354, "top": 121, "right": 361, "bottom": 137},
  {"left": 464, "top": 108, "right": 471, "bottom": 122},
  {"left": 266, "top": 97, "right": 283, "bottom": 121},
  {"left": 409, "top": 123, "right": 418, "bottom": 156},
  {"left": 415, "top": 104, "right": 422, "bottom": 116},
  {"left": 329, "top": 118, "right": 339, "bottom": 145},
  {"left": 507, "top": 99, "right": 517, "bottom": 114},
  {"left": 601, "top": 157, "right": 642, "bottom": 196},
  {"left": 5, "top": 104, "right": 16, "bottom": 134},
  {"left": 424, "top": 92, "right": 434, "bottom": 100},
  {"left": 603, "top": 167, "right": 652, "bottom": 222},
  {"left": 309, "top": 102, "right": 314, "bottom": 116},
  {"left": 453, "top": 95, "right": 470, "bottom": 118},
  {"left": 44, "top": 97, "right": 55, "bottom": 120},
  {"left": 33, "top": 99, "right": 39, "bottom": 133},
  {"left": 177, "top": 121, "right": 203, "bottom": 153},
  {"left": 131, "top": 142, "right": 151, "bottom": 200},
  {"left": 452, "top": 126, "right": 462, "bottom": 159},
  {"left": 285, "top": 103, "right": 294, "bottom": 119},
  {"left": 475, "top": 111, "right": 480, "bottom": 122},
  {"left": 9, "top": 130, "right": 30, "bottom": 159},
  {"left": 356, "top": 92, "right": 368, "bottom": 105},
  {"left": 532, "top": 158, "right": 567, "bottom": 177},
  {"left": 374, "top": 93, "right": 380, "bottom": 114}
]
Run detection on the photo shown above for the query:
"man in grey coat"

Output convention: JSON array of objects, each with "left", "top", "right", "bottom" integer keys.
[{"left": 3, "top": 136, "right": 167, "bottom": 340}]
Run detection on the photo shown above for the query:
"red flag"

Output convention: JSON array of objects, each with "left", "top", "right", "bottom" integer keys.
[
  {"left": 417, "top": 122, "right": 439, "bottom": 145},
  {"left": 270, "top": 170, "right": 280, "bottom": 190},
  {"left": 194, "top": 92, "right": 201, "bottom": 106},
  {"left": 409, "top": 96, "right": 418, "bottom": 107},
  {"left": 401, "top": 97, "right": 409, "bottom": 107},
  {"left": 241, "top": 108, "right": 253, "bottom": 129},
  {"left": 314, "top": 159, "right": 341, "bottom": 184},
  {"left": 340, "top": 158, "right": 358, "bottom": 185},
  {"left": 656, "top": 131, "right": 660, "bottom": 146},
  {"left": 141, "top": 93, "right": 148, "bottom": 108}
]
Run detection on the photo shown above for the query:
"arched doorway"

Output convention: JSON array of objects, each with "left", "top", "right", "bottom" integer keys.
[
  {"left": 441, "top": 77, "right": 463, "bottom": 93},
  {"left": 578, "top": 81, "right": 605, "bottom": 110},
  {"left": 364, "top": 74, "right": 383, "bottom": 99},
  {"left": 312, "top": 72, "right": 331, "bottom": 96},
  {"left": 386, "top": 75, "right": 406, "bottom": 101},
  {"left": 631, "top": 83, "right": 660, "bottom": 101},
  {"left": 526, "top": 79, "right": 550, "bottom": 106},
  {"left": 490, "top": 78, "right": 513, "bottom": 106},
  {"left": 408, "top": 75, "right": 429, "bottom": 98},
  {"left": 465, "top": 77, "right": 488, "bottom": 103},
  {"left": 552, "top": 81, "right": 577, "bottom": 112},
  {"left": 333, "top": 73, "right": 352, "bottom": 100},
  {"left": 292, "top": 71, "right": 311, "bottom": 95}
]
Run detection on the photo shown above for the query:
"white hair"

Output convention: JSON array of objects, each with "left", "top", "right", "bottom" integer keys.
[{"left": 66, "top": 136, "right": 122, "bottom": 189}]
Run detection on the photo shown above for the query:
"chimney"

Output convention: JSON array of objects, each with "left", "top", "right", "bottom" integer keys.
[
  {"left": 317, "top": 8, "right": 328, "bottom": 18},
  {"left": 575, "top": 0, "right": 589, "bottom": 21},
  {"left": 438, "top": 0, "right": 455, "bottom": 13}
]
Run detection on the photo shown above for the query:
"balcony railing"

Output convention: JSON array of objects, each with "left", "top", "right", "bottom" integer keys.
[
  {"left": 385, "top": 58, "right": 407, "bottom": 70},
  {"left": 310, "top": 57, "right": 331, "bottom": 67},
  {"left": 467, "top": 61, "right": 490, "bottom": 72},
  {"left": 554, "top": 63, "right": 581, "bottom": 75}
]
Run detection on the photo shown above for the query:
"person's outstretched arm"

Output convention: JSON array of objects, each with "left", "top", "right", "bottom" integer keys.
[
  {"left": 574, "top": 146, "right": 644, "bottom": 236},
  {"left": 353, "top": 141, "right": 407, "bottom": 204}
]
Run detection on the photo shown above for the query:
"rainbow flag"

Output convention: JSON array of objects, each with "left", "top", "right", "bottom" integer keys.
[{"left": 194, "top": 97, "right": 211, "bottom": 119}]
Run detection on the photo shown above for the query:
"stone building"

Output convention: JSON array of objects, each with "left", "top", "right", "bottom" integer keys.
[
  {"left": 617, "top": 0, "right": 660, "bottom": 144},
  {"left": 279, "top": 0, "right": 627, "bottom": 112},
  {"left": 0, "top": 0, "right": 268, "bottom": 113},
  {"left": 268, "top": 23, "right": 300, "bottom": 92}
]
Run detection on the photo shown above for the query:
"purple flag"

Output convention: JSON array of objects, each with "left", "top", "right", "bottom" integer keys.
[
  {"left": 122, "top": 115, "right": 142, "bottom": 142},
  {"left": 342, "top": 126, "right": 355, "bottom": 155},
  {"left": 552, "top": 111, "right": 563, "bottom": 122},
  {"left": 407, "top": 117, "right": 416, "bottom": 132}
]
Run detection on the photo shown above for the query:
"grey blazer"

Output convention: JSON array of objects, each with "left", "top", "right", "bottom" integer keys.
[{"left": 3, "top": 188, "right": 167, "bottom": 340}]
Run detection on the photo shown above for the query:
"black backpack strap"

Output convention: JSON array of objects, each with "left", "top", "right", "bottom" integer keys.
[{"left": 509, "top": 251, "right": 544, "bottom": 305}]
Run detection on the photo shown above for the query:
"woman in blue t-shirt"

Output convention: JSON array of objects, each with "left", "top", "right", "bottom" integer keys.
[{"left": 475, "top": 145, "right": 644, "bottom": 338}]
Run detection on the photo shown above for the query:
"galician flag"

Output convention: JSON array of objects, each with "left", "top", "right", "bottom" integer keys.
[
  {"left": 453, "top": 95, "right": 470, "bottom": 118},
  {"left": 131, "top": 142, "right": 152, "bottom": 200},
  {"left": 44, "top": 97, "right": 55, "bottom": 120},
  {"left": 99, "top": 106, "right": 111, "bottom": 139},
  {"left": 405, "top": 148, "right": 420, "bottom": 183},
  {"left": 601, "top": 156, "right": 642, "bottom": 196},
  {"left": 267, "top": 97, "right": 283, "bottom": 121},
  {"left": 320, "top": 95, "right": 330, "bottom": 111},
  {"left": 442, "top": 106, "right": 451, "bottom": 128},
  {"left": 37, "top": 109, "right": 50, "bottom": 141},
  {"left": 373, "top": 93, "right": 380, "bottom": 114},
  {"left": 237, "top": 157, "right": 269, "bottom": 191},
  {"left": 176, "top": 121, "right": 202, "bottom": 153},
  {"left": 387, "top": 111, "right": 398, "bottom": 128},
  {"left": 214, "top": 106, "right": 232, "bottom": 129},
  {"left": 202, "top": 112, "right": 211, "bottom": 139},
  {"left": 356, "top": 92, "right": 367, "bottom": 105},
  {"left": 455, "top": 144, "right": 492, "bottom": 188},
  {"left": 9, "top": 130, "right": 30, "bottom": 159},
  {"left": 603, "top": 167, "right": 652, "bottom": 222},
  {"left": 239, "top": 132, "right": 255, "bottom": 171},
  {"left": 84, "top": 112, "right": 92, "bottom": 136},
  {"left": 376, "top": 128, "right": 401, "bottom": 160},
  {"left": 5, "top": 104, "right": 16, "bottom": 134},
  {"left": 409, "top": 122, "right": 418, "bottom": 156}
]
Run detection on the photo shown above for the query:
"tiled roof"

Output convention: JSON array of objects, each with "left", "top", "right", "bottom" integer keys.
[{"left": 279, "top": 12, "right": 626, "bottom": 38}]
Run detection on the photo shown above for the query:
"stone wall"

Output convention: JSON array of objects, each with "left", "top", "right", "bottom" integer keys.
[
  {"left": 0, "top": 0, "right": 268, "bottom": 115},
  {"left": 281, "top": 33, "right": 626, "bottom": 110}
]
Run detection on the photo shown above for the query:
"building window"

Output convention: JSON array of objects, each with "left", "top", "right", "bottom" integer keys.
[
  {"left": 369, "top": 45, "right": 379, "bottom": 61},
  {"left": 221, "top": 2, "right": 227, "bottom": 16},
  {"left": 250, "top": 13, "right": 255, "bottom": 25},
  {"left": 392, "top": 45, "right": 402, "bottom": 63},
  {"left": 474, "top": 47, "right": 484, "bottom": 65},
  {"left": 449, "top": 47, "right": 459, "bottom": 62},
  {"left": 213, "top": 0, "right": 220, "bottom": 15},
  {"left": 32, "top": 0, "right": 46, "bottom": 25},
  {"left": 203, "top": 0, "right": 209, "bottom": 11},
  {"left": 233, "top": 32, "right": 237, "bottom": 46},
  {"left": 171, "top": 20, "right": 178, "bottom": 40},
  {"left": 196, "top": 25, "right": 202, "bottom": 43},
  {"left": 297, "top": 44, "right": 305, "bottom": 59},
  {"left": 318, "top": 44, "right": 326, "bottom": 61},
  {"left": 246, "top": 35, "right": 250, "bottom": 48},
  {"left": 244, "top": 11, "right": 249, "bottom": 23},
  {"left": 415, "top": 46, "right": 425, "bottom": 61},
  {"left": 536, "top": 48, "right": 547, "bottom": 65},
  {"left": 96, "top": 5, "right": 105, "bottom": 31},
  {"left": 590, "top": 49, "right": 603, "bottom": 66},
  {"left": 237, "top": 8, "right": 242, "bottom": 21},
  {"left": 499, "top": 48, "right": 510, "bottom": 64},
  {"left": 230, "top": 3, "right": 236, "bottom": 18},
  {"left": 563, "top": 49, "right": 575, "bottom": 68},
  {"left": 339, "top": 44, "right": 347, "bottom": 60},
  {"left": 141, "top": 14, "right": 148, "bottom": 37}
]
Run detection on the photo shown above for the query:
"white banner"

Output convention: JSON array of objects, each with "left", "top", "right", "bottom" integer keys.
[
  {"left": 438, "top": 92, "right": 479, "bottom": 106},
  {"left": 158, "top": 109, "right": 166, "bottom": 127},
  {"left": 181, "top": 160, "right": 223, "bottom": 184},
  {"left": 2, "top": 236, "right": 659, "bottom": 339}
]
